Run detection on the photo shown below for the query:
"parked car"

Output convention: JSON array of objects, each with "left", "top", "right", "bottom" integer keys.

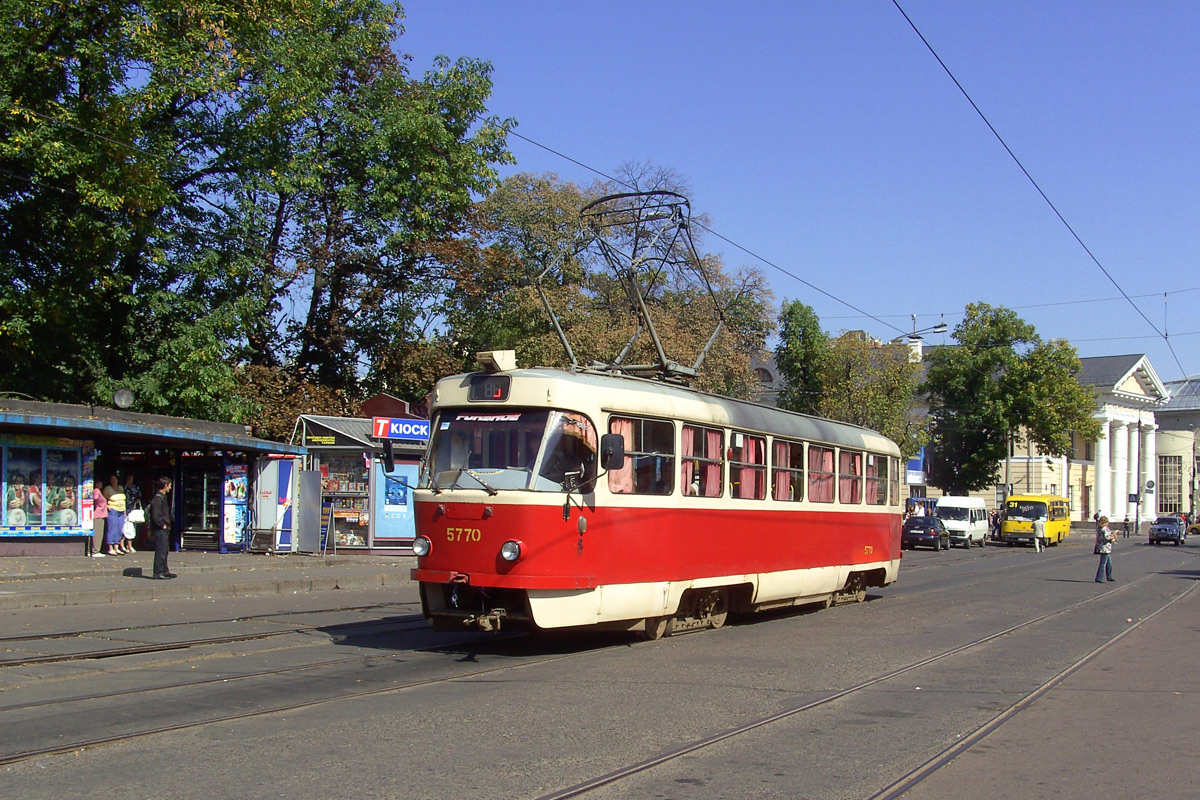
[
  {"left": 1149, "top": 515, "right": 1187, "bottom": 546},
  {"left": 902, "top": 516, "right": 950, "bottom": 551}
]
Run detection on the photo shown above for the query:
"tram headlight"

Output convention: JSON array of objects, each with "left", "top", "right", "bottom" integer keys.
[
  {"left": 412, "top": 536, "right": 432, "bottom": 557},
  {"left": 500, "top": 540, "right": 523, "bottom": 562}
]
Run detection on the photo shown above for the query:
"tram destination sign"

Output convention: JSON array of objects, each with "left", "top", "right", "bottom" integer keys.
[{"left": 372, "top": 417, "right": 431, "bottom": 443}]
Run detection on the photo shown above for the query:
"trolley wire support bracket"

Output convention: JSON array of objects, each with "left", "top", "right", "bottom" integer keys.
[{"left": 536, "top": 190, "right": 727, "bottom": 386}]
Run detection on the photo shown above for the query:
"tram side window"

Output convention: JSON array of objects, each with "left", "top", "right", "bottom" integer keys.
[
  {"left": 889, "top": 457, "right": 901, "bottom": 506},
  {"left": 808, "top": 445, "right": 835, "bottom": 503},
  {"left": 839, "top": 450, "right": 863, "bottom": 504},
  {"left": 772, "top": 440, "right": 804, "bottom": 502},
  {"left": 681, "top": 424, "right": 724, "bottom": 498},
  {"left": 609, "top": 417, "right": 674, "bottom": 495},
  {"left": 865, "top": 454, "right": 887, "bottom": 506},
  {"left": 729, "top": 432, "right": 766, "bottom": 500}
]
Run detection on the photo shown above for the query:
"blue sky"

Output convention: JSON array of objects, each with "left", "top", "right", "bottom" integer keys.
[{"left": 397, "top": 1, "right": 1200, "bottom": 382}]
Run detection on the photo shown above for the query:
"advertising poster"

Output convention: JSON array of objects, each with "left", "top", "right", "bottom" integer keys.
[
  {"left": 372, "top": 461, "right": 418, "bottom": 542},
  {"left": 222, "top": 463, "right": 249, "bottom": 546}
]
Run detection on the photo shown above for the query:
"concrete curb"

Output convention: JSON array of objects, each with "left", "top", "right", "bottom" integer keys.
[{"left": 0, "top": 568, "right": 411, "bottom": 609}]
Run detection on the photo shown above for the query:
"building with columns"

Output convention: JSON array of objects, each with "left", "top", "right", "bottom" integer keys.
[{"left": 1074, "top": 355, "right": 1167, "bottom": 524}]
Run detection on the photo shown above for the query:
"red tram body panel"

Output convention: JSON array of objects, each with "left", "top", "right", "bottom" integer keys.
[{"left": 411, "top": 366, "right": 903, "bottom": 635}]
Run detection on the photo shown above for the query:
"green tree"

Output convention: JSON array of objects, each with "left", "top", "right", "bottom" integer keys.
[
  {"left": 774, "top": 300, "right": 828, "bottom": 415},
  {"left": 820, "top": 332, "right": 924, "bottom": 458},
  {"left": 922, "top": 303, "right": 1100, "bottom": 494},
  {"left": 0, "top": 0, "right": 512, "bottom": 428}
]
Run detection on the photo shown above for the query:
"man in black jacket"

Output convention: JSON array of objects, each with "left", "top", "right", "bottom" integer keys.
[{"left": 148, "top": 476, "right": 176, "bottom": 580}]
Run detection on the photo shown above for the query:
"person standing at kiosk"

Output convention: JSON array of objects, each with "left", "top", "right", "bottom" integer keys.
[{"left": 149, "top": 476, "right": 177, "bottom": 580}]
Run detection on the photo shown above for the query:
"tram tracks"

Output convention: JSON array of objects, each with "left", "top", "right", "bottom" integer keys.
[
  {"left": 0, "top": 631, "right": 582, "bottom": 767},
  {"left": 5, "top": 554, "right": 1195, "bottom": 781},
  {"left": 531, "top": 567, "right": 1194, "bottom": 800},
  {"left": 0, "top": 614, "right": 427, "bottom": 668}
]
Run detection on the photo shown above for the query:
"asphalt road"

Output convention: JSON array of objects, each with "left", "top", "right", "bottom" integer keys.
[{"left": 2, "top": 533, "right": 1197, "bottom": 800}]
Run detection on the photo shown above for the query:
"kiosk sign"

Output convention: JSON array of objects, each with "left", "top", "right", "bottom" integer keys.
[{"left": 372, "top": 417, "right": 430, "bottom": 443}]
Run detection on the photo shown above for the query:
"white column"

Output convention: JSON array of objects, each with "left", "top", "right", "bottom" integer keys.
[
  {"left": 1095, "top": 418, "right": 1112, "bottom": 519},
  {"left": 1112, "top": 421, "right": 1129, "bottom": 524},
  {"left": 1126, "top": 423, "right": 1140, "bottom": 521},
  {"left": 1143, "top": 422, "right": 1158, "bottom": 519}
]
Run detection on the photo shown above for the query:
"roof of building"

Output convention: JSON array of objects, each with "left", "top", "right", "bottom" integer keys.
[
  {"left": 0, "top": 400, "right": 304, "bottom": 455},
  {"left": 1162, "top": 375, "right": 1200, "bottom": 412},
  {"left": 1077, "top": 354, "right": 1166, "bottom": 404}
]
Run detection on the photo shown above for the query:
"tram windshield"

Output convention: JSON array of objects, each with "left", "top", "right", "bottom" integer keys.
[
  {"left": 422, "top": 409, "right": 598, "bottom": 493},
  {"left": 1005, "top": 500, "right": 1046, "bottom": 521}
]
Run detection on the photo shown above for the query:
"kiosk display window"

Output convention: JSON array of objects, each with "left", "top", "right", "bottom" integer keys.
[{"left": 320, "top": 453, "right": 370, "bottom": 548}]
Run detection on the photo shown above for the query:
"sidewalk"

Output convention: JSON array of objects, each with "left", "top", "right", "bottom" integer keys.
[
  {"left": 0, "top": 550, "right": 415, "bottom": 610},
  {"left": 898, "top": 580, "right": 1200, "bottom": 800}
]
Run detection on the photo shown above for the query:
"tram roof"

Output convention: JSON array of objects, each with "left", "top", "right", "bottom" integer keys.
[{"left": 440, "top": 367, "right": 900, "bottom": 455}]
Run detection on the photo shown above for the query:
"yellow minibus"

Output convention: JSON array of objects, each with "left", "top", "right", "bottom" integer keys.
[{"left": 1000, "top": 494, "right": 1071, "bottom": 547}]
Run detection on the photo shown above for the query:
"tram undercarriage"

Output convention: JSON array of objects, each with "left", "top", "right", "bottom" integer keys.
[{"left": 419, "top": 568, "right": 886, "bottom": 636}]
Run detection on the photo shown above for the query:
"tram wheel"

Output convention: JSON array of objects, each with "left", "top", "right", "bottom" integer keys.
[
  {"left": 707, "top": 590, "right": 729, "bottom": 629},
  {"left": 641, "top": 617, "right": 668, "bottom": 640}
]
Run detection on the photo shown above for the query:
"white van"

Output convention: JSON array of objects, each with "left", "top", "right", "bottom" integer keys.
[{"left": 935, "top": 496, "right": 989, "bottom": 548}]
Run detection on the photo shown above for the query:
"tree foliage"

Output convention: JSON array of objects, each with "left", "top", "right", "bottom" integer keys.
[
  {"left": 773, "top": 305, "right": 925, "bottom": 458},
  {"left": 0, "top": 0, "right": 511, "bottom": 429},
  {"left": 775, "top": 300, "right": 828, "bottom": 415},
  {"left": 436, "top": 168, "right": 774, "bottom": 399},
  {"left": 922, "top": 303, "right": 1099, "bottom": 494},
  {"left": 821, "top": 332, "right": 924, "bottom": 458}
]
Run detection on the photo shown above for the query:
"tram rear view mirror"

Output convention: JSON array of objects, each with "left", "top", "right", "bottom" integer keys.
[{"left": 600, "top": 434, "right": 625, "bottom": 471}]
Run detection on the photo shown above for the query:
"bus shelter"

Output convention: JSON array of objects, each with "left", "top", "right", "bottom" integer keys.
[{"left": 0, "top": 400, "right": 304, "bottom": 557}]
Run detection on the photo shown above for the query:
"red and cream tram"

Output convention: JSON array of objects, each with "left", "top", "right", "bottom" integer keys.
[{"left": 411, "top": 353, "right": 903, "bottom": 637}]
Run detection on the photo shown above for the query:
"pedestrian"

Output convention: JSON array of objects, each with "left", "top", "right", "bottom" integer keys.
[
  {"left": 148, "top": 476, "right": 176, "bottom": 580},
  {"left": 122, "top": 473, "right": 143, "bottom": 550},
  {"left": 1122, "top": 516, "right": 1130, "bottom": 538},
  {"left": 1032, "top": 516, "right": 1044, "bottom": 553},
  {"left": 101, "top": 473, "right": 128, "bottom": 556},
  {"left": 1095, "top": 515, "right": 1116, "bottom": 583},
  {"left": 91, "top": 480, "right": 108, "bottom": 557}
]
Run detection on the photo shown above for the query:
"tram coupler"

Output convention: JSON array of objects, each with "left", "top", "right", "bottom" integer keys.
[{"left": 464, "top": 608, "right": 507, "bottom": 632}]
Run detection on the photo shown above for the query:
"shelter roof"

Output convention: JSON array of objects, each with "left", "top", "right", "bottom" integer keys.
[{"left": 0, "top": 400, "right": 304, "bottom": 455}]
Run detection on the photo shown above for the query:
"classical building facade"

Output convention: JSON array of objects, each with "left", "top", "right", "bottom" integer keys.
[{"left": 1075, "top": 355, "right": 1166, "bottom": 523}]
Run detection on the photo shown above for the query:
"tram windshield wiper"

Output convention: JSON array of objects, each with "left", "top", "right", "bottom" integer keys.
[{"left": 448, "top": 467, "right": 499, "bottom": 496}]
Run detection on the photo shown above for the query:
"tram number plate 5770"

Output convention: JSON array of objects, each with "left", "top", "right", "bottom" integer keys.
[{"left": 446, "top": 527, "right": 482, "bottom": 542}]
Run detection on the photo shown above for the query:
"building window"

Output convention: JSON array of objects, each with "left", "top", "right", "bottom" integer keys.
[{"left": 1158, "top": 455, "right": 1183, "bottom": 515}]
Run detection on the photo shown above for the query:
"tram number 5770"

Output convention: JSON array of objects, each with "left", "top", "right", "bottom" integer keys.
[{"left": 447, "top": 527, "right": 483, "bottom": 542}]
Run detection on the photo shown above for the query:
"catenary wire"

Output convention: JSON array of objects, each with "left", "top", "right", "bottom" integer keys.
[{"left": 891, "top": 0, "right": 1188, "bottom": 377}]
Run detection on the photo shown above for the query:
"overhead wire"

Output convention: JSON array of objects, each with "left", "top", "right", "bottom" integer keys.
[
  {"left": 891, "top": 0, "right": 1188, "bottom": 377},
  {"left": 508, "top": 129, "right": 912, "bottom": 339}
]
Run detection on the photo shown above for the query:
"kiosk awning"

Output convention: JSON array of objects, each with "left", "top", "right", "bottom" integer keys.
[{"left": 0, "top": 400, "right": 304, "bottom": 455}]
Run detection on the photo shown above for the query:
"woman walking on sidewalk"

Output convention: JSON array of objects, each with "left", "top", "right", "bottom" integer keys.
[{"left": 1095, "top": 515, "right": 1116, "bottom": 583}]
